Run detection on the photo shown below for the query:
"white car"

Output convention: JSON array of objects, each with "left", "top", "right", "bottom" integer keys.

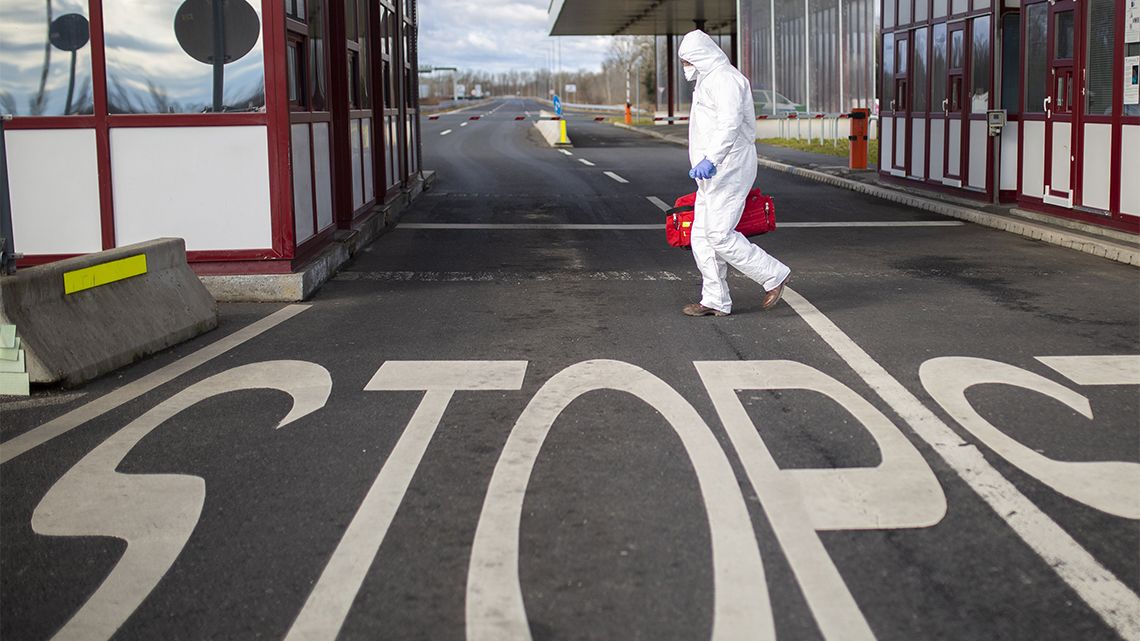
[{"left": 752, "top": 89, "right": 801, "bottom": 115}]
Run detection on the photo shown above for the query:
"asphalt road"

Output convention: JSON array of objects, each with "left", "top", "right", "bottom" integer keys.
[{"left": 2, "top": 98, "right": 1138, "bottom": 641}]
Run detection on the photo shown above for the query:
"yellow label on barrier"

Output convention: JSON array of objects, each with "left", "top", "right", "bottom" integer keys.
[{"left": 63, "top": 254, "right": 148, "bottom": 295}]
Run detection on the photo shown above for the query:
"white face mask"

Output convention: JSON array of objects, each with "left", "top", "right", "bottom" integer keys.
[{"left": 683, "top": 65, "right": 698, "bottom": 81}]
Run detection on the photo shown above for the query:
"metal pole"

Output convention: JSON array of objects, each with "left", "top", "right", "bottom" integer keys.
[
  {"left": 0, "top": 115, "right": 17, "bottom": 275},
  {"left": 212, "top": 0, "right": 225, "bottom": 111}
]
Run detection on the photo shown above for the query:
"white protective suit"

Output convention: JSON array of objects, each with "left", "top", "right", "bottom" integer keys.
[{"left": 679, "top": 30, "right": 790, "bottom": 314}]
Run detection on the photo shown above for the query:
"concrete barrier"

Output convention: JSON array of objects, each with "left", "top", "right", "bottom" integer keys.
[
  {"left": 533, "top": 110, "right": 572, "bottom": 147},
  {"left": 0, "top": 238, "right": 217, "bottom": 386}
]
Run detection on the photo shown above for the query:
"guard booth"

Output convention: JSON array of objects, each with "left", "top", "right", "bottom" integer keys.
[
  {"left": 879, "top": 0, "right": 1139, "bottom": 233},
  {"left": 0, "top": 0, "right": 423, "bottom": 275}
]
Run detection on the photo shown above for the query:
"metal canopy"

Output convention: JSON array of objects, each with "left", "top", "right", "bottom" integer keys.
[{"left": 547, "top": 0, "right": 736, "bottom": 36}]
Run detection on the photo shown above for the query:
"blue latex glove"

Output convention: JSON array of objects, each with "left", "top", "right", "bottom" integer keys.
[{"left": 689, "top": 158, "right": 717, "bottom": 180}]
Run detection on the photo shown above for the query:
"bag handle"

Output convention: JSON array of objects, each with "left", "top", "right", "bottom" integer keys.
[{"left": 666, "top": 205, "right": 694, "bottom": 215}]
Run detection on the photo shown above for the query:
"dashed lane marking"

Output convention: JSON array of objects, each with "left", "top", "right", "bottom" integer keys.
[
  {"left": 440, "top": 130, "right": 452, "bottom": 136},
  {"left": 604, "top": 171, "right": 629, "bottom": 183},
  {"left": 559, "top": 149, "right": 573, "bottom": 156},
  {"left": 577, "top": 158, "right": 595, "bottom": 166},
  {"left": 646, "top": 196, "right": 671, "bottom": 211},
  {"left": 460, "top": 122, "right": 468, "bottom": 127}
]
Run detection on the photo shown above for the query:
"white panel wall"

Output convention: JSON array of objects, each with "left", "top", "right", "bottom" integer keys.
[
  {"left": 893, "top": 117, "right": 906, "bottom": 175},
  {"left": 6, "top": 129, "right": 103, "bottom": 255},
  {"left": 1081, "top": 124, "right": 1112, "bottom": 211},
  {"left": 1000, "top": 122, "right": 1018, "bottom": 191},
  {"left": 946, "top": 120, "right": 962, "bottom": 183},
  {"left": 312, "top": 123, "right": 334, "bottom": 232},
  {"left": 350, "top": 120, "right": 363, "bottom": 210},
  {"left": 291, "top": 124, "right": 315, "bottom": 244},
  {"left": 111, "top": 126, "right": 271, "bottom": 251},
  {"left": 968, "top": 121, "right": 987, "bottom": 189},
  {"left": 1022, "top": 121, "right": 1045, "bottom": 198},
  {"left": 362, "top": 118, "right": 375, "bottom": 203},
  {"left": 1121, "top": 126, "right": 1140, "bottom": 216},
  {"left": 929, "top": 122, "right": 944, "bottom": 182},
  {"left": 910, "top": 119, "right": 926, "bottom": 179},
  {"left": 881, "top": 118, "right": 894, "bottom": 171},
  {"left": 1049, "top": 122, "right": 1072, "bottom": 193}
]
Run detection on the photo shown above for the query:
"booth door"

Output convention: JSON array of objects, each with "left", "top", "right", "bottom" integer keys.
[
  {"left": 1042, "top": 0, "right": 1078, "bottom": 207},
  {"left": 942, "top": 23, "right": 967, "bottom": 188},
  {"left": 891, "top": 33, "right": 910, "bottom": 177}
]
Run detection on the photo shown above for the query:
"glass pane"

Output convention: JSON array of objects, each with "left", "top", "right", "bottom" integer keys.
[
  {"left": 898, "top": 39, "right": 908, "bottom": 75},
  {"left": 0, "top": 0, "right": 95, "bottom": 116},
  {"left": 933, "top": 0, "right": 947, "bottom": 18},
  {"left": 345, "top": 0, "right": 357, "bottom": 40},
  {"left": 1055, "top": 11, "right": 1074, "bottom": 59},
  {"left": 931, "top": 23, "right": 947, "bottom": 108},
  {"left": 973, "top": 0, "right": 989, "bottom": 12},
  {"left": 1126, "top": 42, "right": 1140, "bottom": 117},
  {"left": 950, "top": 29, "right": 964, "bottom": 68},
  {"left": 287, "top": 43, "right": 299, "bottom": 102},
  {"left": 913, "top": 28, "right": 928, "bottom": 111},
  {"left": 915, "top": 0, "right": 928, "bottom": 23},
  {"left": 309, "top": 0, "right": 327, "bottom": 110},
  {"left": 885, "top": 0, "right": 895, "bottom": 29},
  {"left": 1000, "top": 13, "right": 1020, "bottom": 113},
  {"left": 899, "top": 0, "right": 911, "bottom": 25},
  {"left": 971, "top": 16, "right": 990, "bottom": 113},
  {"left": 1025, "top": 3, "right": 1047, "bottom": 112},
  {"left": 952, "top": 0, "right": 968, "bottom": 15},
  {"left": 1085, "top": 0, "right": 1114, "bottom": 115},
  {"left": 104, "top": 0, "right": 265, "bottom": 114},
  {"left": 883, "top": 33, "right": 895, "bottom": 105}
]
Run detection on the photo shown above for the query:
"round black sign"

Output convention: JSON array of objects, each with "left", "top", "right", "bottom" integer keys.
[
  {"left": 49, "top": 13, "right": 90, "bottom": 52},
  {"left": 174, "top": 0, "right": 260, "bottom": 65}
]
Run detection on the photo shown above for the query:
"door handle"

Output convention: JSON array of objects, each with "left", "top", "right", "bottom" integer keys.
[
  {"left": 890, "top": 99, "right": 896, "bottom": 112},
  {"left": 1044, "top": 96, "right": 1052, "bottom": 119},
  {"left": 942, "top": 98, "right": 949, "bottom": 116}
]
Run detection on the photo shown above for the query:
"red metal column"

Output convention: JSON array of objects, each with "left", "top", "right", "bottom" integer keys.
[
  {"left": 88, "top": 0, "right": 115, "bottom": 250},
  {"left": 263, "top": 0, "right": 297, "bottom": 258},
  {"left": 328, "top": 0, "right": 354, "bottom": 229}
]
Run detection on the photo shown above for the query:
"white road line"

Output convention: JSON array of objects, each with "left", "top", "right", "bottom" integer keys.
[
  {"left": 335, "top": 270, "right": 684, "bottom": 282},
  {"left": 0, "top": 305, "right": 310, "bottom": 464},
  {"left": 604, "top": 171, "right": 629, "bottom": 183},
  {"left": 286, "top": 362, "right": 528, "bottom": 641},
  {"left": 577, "top": 158, "right": 595, "bottom": 166},
  {"left": 558, "top": 149, "right": 573, "bottom": 156},
  {"left": 783, "top": 287, "right": 1140, "bottom": 641},
  {"left": 440, "top": 130, "right": 452, "bottom": 136},
  {"left": 397, "top": 222, "right": 964, "bottom": 230},
  {"left": 467, "top": 360, "right": 774, "bottom": 641},
  {"left": 460, "top": 122, "right": 468, "bottom": 127},
  {"left": 646, "top": 196, "right": 671, "bottom": 211}
]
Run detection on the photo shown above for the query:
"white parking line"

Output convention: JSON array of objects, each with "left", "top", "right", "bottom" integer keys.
[
  {"left": 559, "top": 149, "right": 573, "bottom": 156},
  {"left": 577, "top": 158, "right": 595, "bottom": 166},
  {"left": 646, "top": 196, "right": 671, "bottom": 211},
  {"left": 440, "top": 130, "right": 452, "bottom": 136},
  {"left": 604, "top": 172, "right": 629, "bottom": 183},
  {"left": 0, "top": 305, "right": 311, "bottom": 464}
]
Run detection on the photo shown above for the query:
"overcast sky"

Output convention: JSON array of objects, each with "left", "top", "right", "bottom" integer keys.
[{"left": 417, "top": 0, "right": 613, "bottom": 74}]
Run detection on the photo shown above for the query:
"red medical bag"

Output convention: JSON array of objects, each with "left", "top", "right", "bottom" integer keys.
[{"left": 665, "top": 188, "right": 777, "bottom": 248}]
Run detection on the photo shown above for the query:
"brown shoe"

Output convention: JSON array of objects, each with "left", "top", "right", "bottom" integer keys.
[
  {"left": 762, "top": 277, "right": 788, "bottom": 310},
  {"left": 682, "top": 303, "right": 729, "bottom": 317}
]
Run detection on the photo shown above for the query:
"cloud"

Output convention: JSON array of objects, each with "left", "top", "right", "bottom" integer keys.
[{"left": 418, "top": 0, "right": 612, "bottom": 73}]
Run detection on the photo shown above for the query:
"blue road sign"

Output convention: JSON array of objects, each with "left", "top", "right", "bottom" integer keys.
[{"left": 553, "top": 95, "right": 562, "bottom": 116}]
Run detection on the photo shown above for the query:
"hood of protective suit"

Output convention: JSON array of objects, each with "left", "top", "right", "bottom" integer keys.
[{"left": 678, "top": 30, "right": 730, "bottom": 76}]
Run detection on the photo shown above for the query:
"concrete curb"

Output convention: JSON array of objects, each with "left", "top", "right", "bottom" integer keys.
[
  {"left": 612, "top": 122, "right": 1139, "bottom": 267},
  {"left": 200, "top": 170, "right": 437, "bottom": 302},
  {"left": 0, "top": 238, "right": 218, "bottom": 386}
]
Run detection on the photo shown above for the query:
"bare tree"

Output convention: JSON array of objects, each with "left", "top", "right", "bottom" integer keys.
[{"left": 604, "top": 36, "right": 654, "bottom": 107}]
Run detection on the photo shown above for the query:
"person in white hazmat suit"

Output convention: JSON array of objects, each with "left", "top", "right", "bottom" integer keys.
[{"left": 678, "top": 30, "right": 791, "bottom": 317}]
